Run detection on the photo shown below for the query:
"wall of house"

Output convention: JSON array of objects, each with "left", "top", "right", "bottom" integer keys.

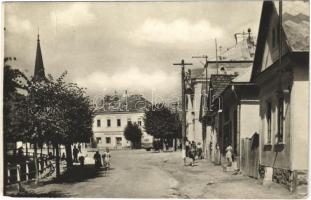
[
  {"left": 240, "top": 103, "right": 260, "bottom": 139},
  {"left": 186, "top": 83, "right": 203, "bottom": 144},
  {"left": 205, "top": 125, "right": 213, "bottom": 160},
  {"left": 259, "top": 72, "right": 292, "bottom": 170},
  {"left": 290, "top": 65, "right": 309, "bottom": 170},
  {"left": 194, "top": 83, "right": 203, "bottom": 143},
  {"left": 93, "top": 112, "right": 145, "bottom": 148},
  {"left": 186, "top": 94, "right": 195, "bottom": 142}
]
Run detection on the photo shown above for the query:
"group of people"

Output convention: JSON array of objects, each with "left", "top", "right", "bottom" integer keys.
[
  {"left": 184, "top": 138, "right": 203, "bottom": 166},
  {"left": 94, "top": 148, "right": 111, "bottom": 170}
]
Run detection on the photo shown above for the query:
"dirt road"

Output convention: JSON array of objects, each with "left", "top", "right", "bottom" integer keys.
[{"left": 12, "top": 150, "right": 305, "bottom": 198}]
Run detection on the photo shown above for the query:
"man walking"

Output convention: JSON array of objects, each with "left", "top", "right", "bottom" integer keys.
[{"left": 73, "top": 145, "right": 79, "bottom": 163}]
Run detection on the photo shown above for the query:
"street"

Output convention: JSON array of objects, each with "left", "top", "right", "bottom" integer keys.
[{"left": 14, "top": 150, "right": 304, "bottom": 198}]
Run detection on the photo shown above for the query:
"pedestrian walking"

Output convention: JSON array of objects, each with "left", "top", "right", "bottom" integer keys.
[
  {"left": 185, "top": 138, "right": 190, "bottom": 157},
  {"left": 94, "top": 151, "right": 102, "bottom": 169},
  {"left": 189, "top": 141, "right": 196, "bottom": 166},
  {"left": 183, "top": 137, "right": 190, "bottom": 166},
  {"left": 197, "top": 142, "right": 203, "bottom": 159},
  {"left": 225, "top": 144, "right": 233, "bottom": 166},
  {"left": 102, "top": 148, "right": 111, "bottom": 169},
  {"left": 73, "top": 145, "right": 79, "bottom": 163}
]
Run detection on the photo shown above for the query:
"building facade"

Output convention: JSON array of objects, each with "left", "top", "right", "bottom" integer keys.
[
  {"left": 251, "top": 1, "right": 309, "bottom": 191},
  {"left": 93, "top": 111, "right": 146, "bottom": 149},
  {"left": 185, "top": 68, "right": 206, "bottom": 145},
  {"left": 198, "top": 31, "right": 256, "bottom": 161},
  {"left": 219, "top": 77, "right": 260, "bottom": 175},
  {"left": 92, "top": 93, "right": 151, "bottom": 149}
]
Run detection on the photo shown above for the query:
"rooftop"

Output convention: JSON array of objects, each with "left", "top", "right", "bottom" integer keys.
[{"left": 210, "top": 74, "right": 237, "bottom": 98}]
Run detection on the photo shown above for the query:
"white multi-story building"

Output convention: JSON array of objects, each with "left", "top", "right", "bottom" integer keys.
[
  {"left": 93, "top": 111, "right": 146, "bottom": 149},
  {"left": 92, "top": 92, "right": 152, "bottom": 149}
]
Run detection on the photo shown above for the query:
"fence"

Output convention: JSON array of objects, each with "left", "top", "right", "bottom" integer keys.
[
  {"left": 6, "top": 152, "right": 65, "bottom": 192},
  {"left": 240, "top": 133, "right": 259, "bottom": 178}
]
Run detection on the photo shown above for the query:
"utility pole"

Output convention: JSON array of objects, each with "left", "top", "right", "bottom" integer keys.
[{"left": 173, "top": 59, "right": 192, "bottom": 165}]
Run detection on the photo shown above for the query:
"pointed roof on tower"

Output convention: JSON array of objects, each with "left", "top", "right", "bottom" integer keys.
[{"left": 33, "top": 34, "right": 47, "bottom": 82}]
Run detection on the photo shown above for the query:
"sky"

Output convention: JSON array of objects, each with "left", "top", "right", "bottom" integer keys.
[{"left": 4, "top": 1, "right": 262, "bottom": 102}]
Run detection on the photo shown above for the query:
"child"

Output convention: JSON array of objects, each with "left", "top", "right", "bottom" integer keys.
[
  {"left": 102, "top": 148, "right": 111, "bottom": 169},
  {"left": 225, "top": 144, "right": 233, "bottom": 167}
]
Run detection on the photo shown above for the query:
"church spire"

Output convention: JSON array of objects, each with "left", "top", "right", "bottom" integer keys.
[{"left": 33, "top": 33, "right": 46, "bottom": 82}]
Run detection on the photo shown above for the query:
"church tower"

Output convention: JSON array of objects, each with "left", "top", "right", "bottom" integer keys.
[{"left": 33, "top": 34, "right": 46, "bottom": 82}]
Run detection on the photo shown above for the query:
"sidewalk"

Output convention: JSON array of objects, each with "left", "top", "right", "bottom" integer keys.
[{"left": 150, "top": 151, "right": 307, "bottom": 199}]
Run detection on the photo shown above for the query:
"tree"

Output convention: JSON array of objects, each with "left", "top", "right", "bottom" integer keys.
[
  {"left": 3, "top": 63, "right": 29, "bottom": 143},
  {"left": 124, "top": 122, "right": 142, "bottom": 149},
  {"left": 143, "top": 104, "right": 181, "bottom": 149},
  {"left": 3, "top": 60, "right": 28, "bottom": 191},
  {"left": 3, "top": 58, "right": 94, "bottom": 183},
  {"left": 15, "top": 72, "right": 94, "bottom": 179}
]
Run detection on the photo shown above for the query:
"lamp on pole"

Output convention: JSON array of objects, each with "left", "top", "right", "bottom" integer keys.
[{"left": 173, "top": 59, "right": 192, "bottom": 165}]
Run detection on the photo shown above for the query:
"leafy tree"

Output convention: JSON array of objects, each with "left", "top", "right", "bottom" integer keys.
[
  {"left": 124, "top": 122, "right": 142, "bottom": 149},
  {"left": 3, "top": 60, "right": 28, "bottom": 190},
  {"left": 27, "top": 73, "right": 92, "bottom": 166},
  {"left": 3, "top": 63, "right": 29, "bottom": 143},
  {"left": 3, "top": 58, "right": 94, "bottom": 182},
  {"left": 143, "top": 104, "right": 181, "bottom": 149},
  {"left": 10, "top": 71, "right": 94, "bottom": 180}
]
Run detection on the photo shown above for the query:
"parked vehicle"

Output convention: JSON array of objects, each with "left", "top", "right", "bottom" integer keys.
[{"left": 141, "top": 133, "right": 153, "bottom": 151}]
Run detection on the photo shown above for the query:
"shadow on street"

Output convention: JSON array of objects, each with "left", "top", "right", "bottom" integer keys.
[
  {"left": 45, "top": 164, "right": 106, "bottom": 184},
  {"left": 9, "top": 190, "right": 69, "bottom": 197}
]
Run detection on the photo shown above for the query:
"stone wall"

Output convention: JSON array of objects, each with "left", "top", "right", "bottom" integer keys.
[
  {"left": 271, "top": 168, "right": 308, "bottom": 192},
  {"left": 272, "top": 168, "right": 293, "bottom": 189}
]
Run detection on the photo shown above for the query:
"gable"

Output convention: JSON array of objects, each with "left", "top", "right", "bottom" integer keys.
[
  {"left": 259, "top": 2, "right": 289, "bottom": 73},
  {"left": 251, "top": 1, "right": 309, "bottom": 81}
]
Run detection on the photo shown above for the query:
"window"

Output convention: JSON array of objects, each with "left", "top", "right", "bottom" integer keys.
[
  {"left": 272, "top": 28, "right": 276, "bottom": 48},
  {"left": 107, "top": 119, "right": 111, "bottom": 127},
  {"left": 266, "top": 102, "right": 272, "bottom": 144},
  {"left": 127, "top": 118, "right": 131, "bottom": 125},
  {"left": 117, "top": 119, "right": 121, "bottom": 127},
  {"left": 277, "top": 97, "right": 284, "bottom": 143},
  {"left": 97, "top": 119, "right": 101, "bottom": 127},
  {"left": 116, "top": 137, "right": 122, "bottom": 145},
  {"left": 96, "top": 137, "right": 102, "bottom": 144},
  {"left": 138, "top": 118, "right": 142, "bottom": 126},
  {"left": 106, "top": 137, "right": 111, "bottom": 144}
]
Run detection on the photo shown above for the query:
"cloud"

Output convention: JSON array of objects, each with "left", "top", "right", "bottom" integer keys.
[
  {"left": 50, "top": 4, "right": 95, "bottom": 27},
  {"left": 5, "top": 16, "right": 32, "bottom": 33},
  {"left": 130, "top": 18, "right": 224, "bottom": 45},
  {"left": 75, "top": 67, "right": 179, "bottom": 96}
]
